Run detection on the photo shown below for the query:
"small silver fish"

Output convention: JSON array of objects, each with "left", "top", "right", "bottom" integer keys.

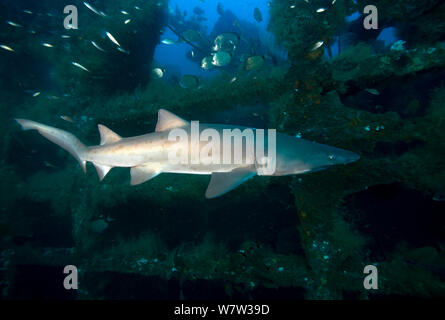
[
  {"left": 212, "top": 32, "right": 239, "bottom": 53},
  {"left": 311, "top": 41, "right": 324, "bottom": 51},
  {"left": 433, "top": 192, "right": 445, "bottom": 202},
  {"left": 72, "top": 61, "right": 90, "bottom": 72},
  {"left": 106, "top": 31, "right": 121, "bottom": 46},
  {"left": 116, "top": 47, "right": 129, "bottom": 54},
  {"left": 121, "top": 10, "right": 129, "bottom": 15},
  {"left": 201, "top": 56, "right": 214, "bottom": 70},
  {"left": 83, "top": 2, "right": 106, "bottom": 17},
  {"left": 152, "top": 68, "right": 164, "bottom": 79},
  {"left": 23, "top": 10, "right": 33, "bottom": 14},
  {"left": 253, "top": 8, "right": 263, "bottom": 22},
  {"left": 90, "top": 219, "right": 108, "bottom": 233},
  {"left": 124, "top": 19, "right": 131, "bottom": 24},
  {"left": 60, "top": 115, "right": 74, "bottom": 123},
  {"left": 245, "top": 55, "right": 264, "bottom": 71},
  {"left": 316, "top": 8, "right": 326, "bottom": 13},
  {"left": 41, "top": 42, "right": 53, "bottom": 48},
  {"left": 365, "top": 88, "right": 380, "bottom": 95},
  {"left": 161, "top": 38, "right": 175, "bottom": 45},
  {"left": 32, "top": 92, "right": 41, "bottom": 97},
  {"left": 211, "top": 51, "right": 231, "bottom": 67}
]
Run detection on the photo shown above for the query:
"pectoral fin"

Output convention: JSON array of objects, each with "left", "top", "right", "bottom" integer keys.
[
  {"left": 205, "top": 167, "right": 256, "bottom": 199},
  {"left": 130, "top": 165, "right": 161, "bottom": 185}
]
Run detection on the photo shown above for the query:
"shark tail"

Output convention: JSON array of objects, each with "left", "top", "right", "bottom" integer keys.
[{"left": 15, "top": 118, "right": 87, "bottom": 172}]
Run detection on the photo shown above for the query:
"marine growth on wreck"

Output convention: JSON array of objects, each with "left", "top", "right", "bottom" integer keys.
[{"left": 0, "top": 0, "right": 445, "bottom": 301}]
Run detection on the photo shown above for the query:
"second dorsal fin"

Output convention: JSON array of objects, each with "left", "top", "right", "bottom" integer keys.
[
  {"left": 155, "top": 109, "right": 189, "bottom": 132},
  {"left": 98, "top": 124, "right": 121, "bottom": 145}
]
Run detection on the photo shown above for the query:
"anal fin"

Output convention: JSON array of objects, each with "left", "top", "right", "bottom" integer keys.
[
  {"left": 205, "top": 166, "right": 256, "bottom": 199},
  {"left": 130, "top": 164, "right": 161, "bottom": 185}
]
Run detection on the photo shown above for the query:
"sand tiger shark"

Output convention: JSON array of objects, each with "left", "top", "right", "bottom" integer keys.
[{"left": 15, "top": 109, "right": 359, "bottom": 198}]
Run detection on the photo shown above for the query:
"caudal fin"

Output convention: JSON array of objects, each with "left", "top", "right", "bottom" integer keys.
[{"left": 15, "top": 118, "right": 87, "bottom": 172}]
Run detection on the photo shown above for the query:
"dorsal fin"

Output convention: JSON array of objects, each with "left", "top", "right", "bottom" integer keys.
[
  {"left": 94, "top": 164, "right": 112, "bottom": 181},
  {"left": 130, "top": 164, "right": 161, "bottom": 185},
  {"left": 98, "top": 124, "right": 121, "bottom": 145},
  {"left": 155, "top": 109, "right": 189, "bottom": 132}
]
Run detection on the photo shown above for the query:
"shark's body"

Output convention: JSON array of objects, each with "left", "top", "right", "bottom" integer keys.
[{"left": 15, "top": 109, "right": 359, "bottom": 198}]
